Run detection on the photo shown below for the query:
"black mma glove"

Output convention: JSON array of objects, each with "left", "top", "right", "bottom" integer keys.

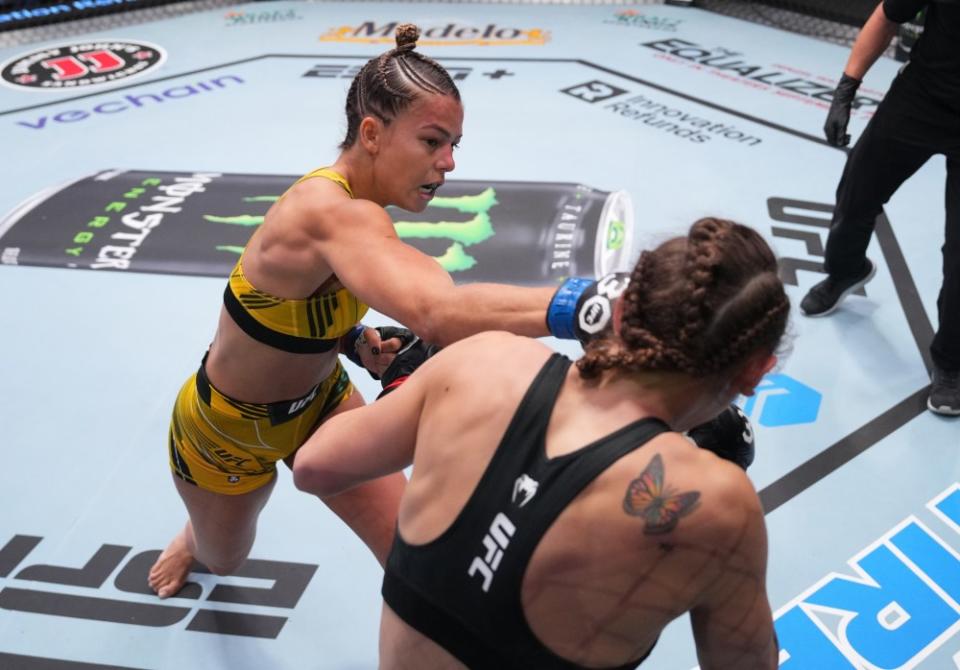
[
  {"left": 342, "top": 325, "right": 420, "bottom": 380},
  {"left": 377, "top": 330, "right": 440, "bottom": 399},
  {"left": 686, "top": 404, "right": 755, "bottom": 470},
  {"left": 824, "top": 73, "right": 861, "bottom": 147},
  {"left": 547, "top": 272, "right": 631, "bottom": 345}
]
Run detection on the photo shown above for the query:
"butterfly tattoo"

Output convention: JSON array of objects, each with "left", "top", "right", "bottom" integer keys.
[{"left": 623, "top": 454, "right": 700, "bottom": 535}]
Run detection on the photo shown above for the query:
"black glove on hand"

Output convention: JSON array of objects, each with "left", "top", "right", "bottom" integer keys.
[
  {"left": 824, "top": 73, "right": 861, "bottom": 147},
  {"left": 686, "top": 404, "right": 755, "bottom": 470},
  {"left": 377, "top": 330, "right": 440, "bottom": 399}
]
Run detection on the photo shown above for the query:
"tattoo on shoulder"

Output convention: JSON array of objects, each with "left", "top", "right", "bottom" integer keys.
[{"left": 623, "top": 453, "right": 700, "bottom": 535}]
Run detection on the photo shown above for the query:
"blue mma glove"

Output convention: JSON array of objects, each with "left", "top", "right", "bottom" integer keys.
[{"left": 547, "top": 272, "right": 631, "bottom": 344}]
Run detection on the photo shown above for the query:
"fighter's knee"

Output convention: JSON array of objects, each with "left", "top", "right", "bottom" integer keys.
[{"left": 292, "top": 459, "right": 335, "bottom": 497}]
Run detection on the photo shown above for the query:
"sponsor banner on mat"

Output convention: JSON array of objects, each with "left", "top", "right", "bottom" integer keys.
[{"left": 0, "top": 170, "right": 634, "bottom": 284}]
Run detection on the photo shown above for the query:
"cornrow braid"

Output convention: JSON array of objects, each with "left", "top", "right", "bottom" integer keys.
[
  {"left": 577, "top": 218, "right": 789, "bottom": 381},
  {"left": 708, "top": 298, "right": 790, "bottom": 373},
  {"left": 699, "top": 271, "right": 790, "bottom": 374},
  {"left": 677, "top": 218, "right": 728, "bottom": 351},
  {"left": 376, "top": 52, "right": 411, "bottom": 100},
  {"left": 339, "top": 23, "right": 462, "bottom": 150},
  {"left": 395, "top": 56, "right": 447, "bottom": 97}
]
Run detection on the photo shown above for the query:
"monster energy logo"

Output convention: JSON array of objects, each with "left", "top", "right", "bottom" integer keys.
[
  {"left": 607, "top": 219, "right": 625, "bottom": 251},
  {"left": 204, "top": 188, "right": 498, "bottom": 273}
]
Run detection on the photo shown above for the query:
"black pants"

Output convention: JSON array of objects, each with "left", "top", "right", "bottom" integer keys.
[{"left": 825, "top": 70, "right": 960, "bottom": 371}]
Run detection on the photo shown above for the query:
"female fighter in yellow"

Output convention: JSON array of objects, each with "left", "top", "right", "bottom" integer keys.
[{"left": 148, "top": 24, "right": 562, "bottom": 599}]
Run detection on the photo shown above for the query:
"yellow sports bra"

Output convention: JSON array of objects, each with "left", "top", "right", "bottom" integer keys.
[{"left": 223, "top": 168, "right": 369, "bottom": 353}]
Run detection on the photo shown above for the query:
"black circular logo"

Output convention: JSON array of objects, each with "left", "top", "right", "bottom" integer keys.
[{"left": 1, "top": 41, "right": 165, "bottom": 90}]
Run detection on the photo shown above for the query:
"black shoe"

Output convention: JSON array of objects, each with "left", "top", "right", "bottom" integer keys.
[
  {"left": 928, "top": 365, "right": 960, "bottom": 416},
  {"left": 800, "top": 259, "right": 876, "bottom": 317}
]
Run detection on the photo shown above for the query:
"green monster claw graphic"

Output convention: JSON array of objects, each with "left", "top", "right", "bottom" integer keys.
[
  {"left": 216, "top": 245, "right": 247, "bottom": 254},
  {"left": 426, "top": 188, "right": 497, "bottom": 214},
  {"left": 202, "top": 196, "right": 279, "bottom": 226},
  {"left": 433, "top": 241, "right": 477, "bottom": 271},
  {"left": 204, "top": 215, "right": 264, "bottom": 227},
  {"left": 205, "top": 188, "right": 498, "bottom": 273}
]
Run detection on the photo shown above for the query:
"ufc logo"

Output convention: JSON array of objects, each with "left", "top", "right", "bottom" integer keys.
[
  {"left": 467, "top": 513, "right": 516, "bottom": 592},
  {"left": 288, "top": 387, "right": 318, "bottom": 415},
  {"left": 560, "top": 80, "right": 628, "bottom": 103},
  {"left": 767, "top": 197, "right": 868, "bottom": 299},
  {"left": 579, "top": 272, "right": 630, "bottom": 336}
]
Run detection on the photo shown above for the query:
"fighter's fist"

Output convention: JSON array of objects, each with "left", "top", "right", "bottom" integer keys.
[{"left": 686, "top": 404, "right": 755, "bottom": 470}]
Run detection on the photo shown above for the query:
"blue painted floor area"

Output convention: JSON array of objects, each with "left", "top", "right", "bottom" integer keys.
[{"left": 0, "top": 2, "right": 956, "bottom": 668}]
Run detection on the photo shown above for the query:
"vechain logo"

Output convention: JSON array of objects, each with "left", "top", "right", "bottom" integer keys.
[
  {"left": 14, "top": 75, "right": 244, "bottom": 130},
  {"left": 560, "top": 80, "right": 628, "bottom": 104},
  {"left": 321, "top": 21, "right": 549, "bottom": 46},
  {"left": 1, "top": 40, "right": 165, "bottom": 91},
  {"left": 741, "top": 373, "right": 822, "bottom": 427}
]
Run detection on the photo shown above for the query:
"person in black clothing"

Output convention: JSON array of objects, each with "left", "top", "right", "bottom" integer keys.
[
  {"left": 293, "top": 218, "right": 787, "bottom": 669},
  {"left": 800, "top": 0, "right": 960, "bottom": 415}
]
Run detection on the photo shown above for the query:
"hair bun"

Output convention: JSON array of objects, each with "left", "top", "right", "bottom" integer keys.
[{"left": 395, "top": 23, "right": 420, "bottom": 51}]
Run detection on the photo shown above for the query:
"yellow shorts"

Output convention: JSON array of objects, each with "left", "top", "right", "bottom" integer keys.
[{"left": 168, "top": 357, "right": 353, "bottom": 495}]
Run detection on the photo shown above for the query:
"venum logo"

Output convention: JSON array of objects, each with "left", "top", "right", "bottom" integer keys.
[
  {"left": 560, "top": 80, "right": 628, "bottom": 104},
  {"left": 512, "top": 474, "right": 539, "bottom": 508},
  {"left": 0, "top": 534, "right": 317, "bottom": 638},
  {"left": 320, "top": 21, "right": 549, "bottom": 46},
  {"left": 1, "top": 41, "right": 165, "bottom": 91}
]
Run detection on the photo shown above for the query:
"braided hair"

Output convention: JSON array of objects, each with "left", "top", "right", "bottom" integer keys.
[
  {"left": 340, "top": 24, "right": 461, "bottom": 149},
  {"left": 578, "top": 218, "right": 789, "bottom": 380}
]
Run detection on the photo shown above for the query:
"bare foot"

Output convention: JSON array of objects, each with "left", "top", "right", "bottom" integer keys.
[{"left": 149, "top": 526, "right": 195, "bottom": 599}]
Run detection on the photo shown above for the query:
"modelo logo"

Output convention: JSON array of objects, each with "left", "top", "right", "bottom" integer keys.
[
  {"left": 0, "top": 41, "right": 165, "bottom": 91},
  {"left": 321, "top": 21, "right": 549, "bottom": 46}
]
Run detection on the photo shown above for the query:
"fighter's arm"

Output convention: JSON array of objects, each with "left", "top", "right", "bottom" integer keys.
[
  {"left": 291, "top": 343, "right": 441, "bottom": 498},
  {"left": 844, "top": 2, "right": 907, "bottom": 79},
  {"left": 314, "top": 198, "right": 553, "bottom": 347},
  {"left": 689, "top": 481, "right": 779, "bottom": 670}
]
